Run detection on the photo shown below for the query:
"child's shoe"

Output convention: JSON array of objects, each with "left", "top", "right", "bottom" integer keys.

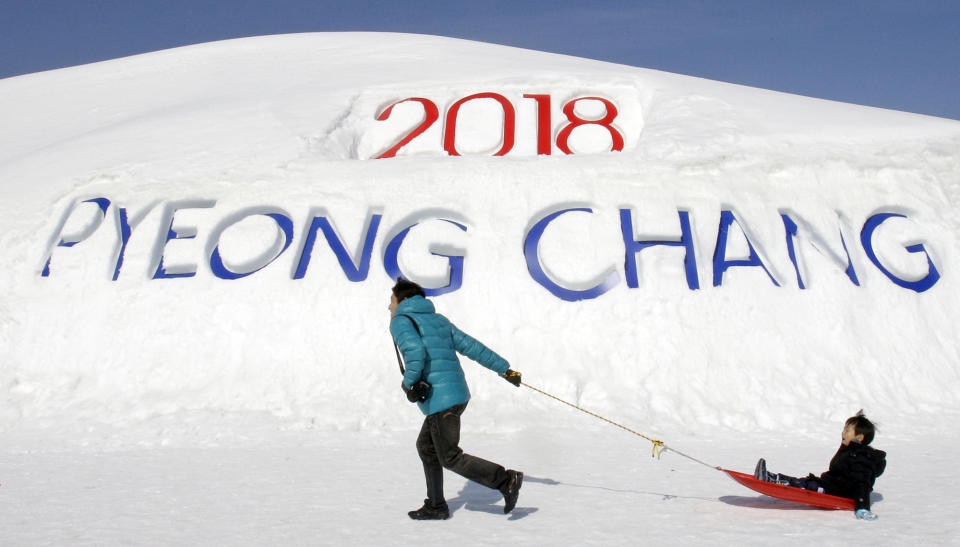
[
  {"left": 855, "top": 508, "right": 878, "bottom": 521},
  {"left": 753, "top": 458, "right": 768, "bottom": 481}
]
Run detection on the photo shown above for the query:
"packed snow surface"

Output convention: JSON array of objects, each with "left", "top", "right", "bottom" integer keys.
[{"left": 1, "top": 33, "right": 959, "bottom": 544}]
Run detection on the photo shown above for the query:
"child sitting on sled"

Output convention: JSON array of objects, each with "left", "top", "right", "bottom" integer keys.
[{"left": 754, "top": 411, "right": 886, "bottom": 521}]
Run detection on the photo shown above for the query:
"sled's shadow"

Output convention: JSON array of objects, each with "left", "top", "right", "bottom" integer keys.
[
  {"left": 719, "top": 495, "right": 830, "bottom": 510},
  {"left": 720, "top": 492, "right": 884, "bottom": 511},
  {"left": 448, "top": 479, "right": 540, "bottom": 520}
]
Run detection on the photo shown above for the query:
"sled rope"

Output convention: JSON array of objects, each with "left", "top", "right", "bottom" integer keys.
[{"left": 521, "top": 381, "right": 719, "bottom": 470}]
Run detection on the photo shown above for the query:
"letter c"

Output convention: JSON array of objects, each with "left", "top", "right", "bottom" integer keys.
[{"left": 523, "top": 208, "right": 618, "bottom": 302}]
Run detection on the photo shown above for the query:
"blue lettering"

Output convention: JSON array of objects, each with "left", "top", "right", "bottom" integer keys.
[
  {"left": 293, "top": 213, "right": 381, "bottom": 281},
  {"left": 524, "top": 207, "right": 618, "bottom": 301},
  {"left": 113, "top": 208, "right": 132, "bottom": 281},
  {"left": 713, "top": 210, "right": 780, "bottom": 287},
  {"left": 112, "top": 203, "right": 157, "bottom": 281},
  {"left": 860, "top": 212, "right": 940, "bottom": 293},
  {"left": 210, "top": 212, "right": 294, "bottom": 280},
  {"left": 153, "top": 200, "right": 216, "bottom": 279},
  {"left": 620, "top": 209, "right": 699, "bottom": 290},
  {"left": 383, "top": 219, "right": 467, "bottom": 296},
  {"left": 781, "top": 213, "right": 859, "bottom": 289},
  {"left": 42, "top": 197, "right": 111, "bottom": 277}
]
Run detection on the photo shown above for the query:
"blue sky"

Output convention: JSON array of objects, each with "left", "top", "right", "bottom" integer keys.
[{"left": 2, "top": 0, "right": 957, "bottom": 120}]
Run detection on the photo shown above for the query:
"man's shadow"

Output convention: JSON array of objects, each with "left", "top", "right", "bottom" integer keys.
[
  {"left": 446, "top": 477, "right": 553, "bottom": 520},
  {"left": 449, "top": 474, "right": 780, "bottom": 519}
]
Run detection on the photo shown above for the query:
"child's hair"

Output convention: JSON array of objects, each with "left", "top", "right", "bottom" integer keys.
[
  {"left": 846, "top": 410, "right": 876, "bottom": 445},
  {"left": 392, "top": 278, "right": 425, "bottom": 302}
]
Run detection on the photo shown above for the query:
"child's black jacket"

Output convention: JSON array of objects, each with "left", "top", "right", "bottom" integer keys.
[{"left": 817, "top": 441, "right": 886, "bottom": 510}]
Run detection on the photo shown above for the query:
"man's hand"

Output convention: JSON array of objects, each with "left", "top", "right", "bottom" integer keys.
[
  {"left": 401, "top": 381, "right": 419, "bottom": 403},
  {"left": 502, "top": 369, "right": 522, "bottom": 387}
]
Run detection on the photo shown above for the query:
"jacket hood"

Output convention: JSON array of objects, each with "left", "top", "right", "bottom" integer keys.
[
  {"left": 396, "top": 295, "right": 435, "bottom": 315},
  {"left": 845, "top": 442, "right": 887, "bottom": 470}
]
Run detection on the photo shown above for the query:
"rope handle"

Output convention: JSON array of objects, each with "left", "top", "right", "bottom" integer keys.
[
  {"left": 520, "top": 381, "right": 717, "bottom": 470},
  {"left": 651, "top": 440, "right": 666, "bottom": 459}
]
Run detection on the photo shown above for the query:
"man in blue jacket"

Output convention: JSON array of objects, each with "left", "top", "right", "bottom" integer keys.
[{"left": 389, "top": 278, "right": 523, "bottom": 520}]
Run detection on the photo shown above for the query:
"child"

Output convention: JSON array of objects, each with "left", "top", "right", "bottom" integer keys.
[{"left": 754, "top": 411, "right": 886, "bottom": 520}]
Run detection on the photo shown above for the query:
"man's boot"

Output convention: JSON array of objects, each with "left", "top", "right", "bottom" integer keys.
[
  {"left": 408, "top": 499, "right": 450, "bottom": 520},
  {"left": 409, "top": 464, "right": 449, "bottom": 520},
  {"left": 500, "top": 470, "right": 523, "bottom": 514}
]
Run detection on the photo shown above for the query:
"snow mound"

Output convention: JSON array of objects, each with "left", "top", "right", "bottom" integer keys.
[{"left": 1, "top": 33, "right": 959, "bottom": 445}]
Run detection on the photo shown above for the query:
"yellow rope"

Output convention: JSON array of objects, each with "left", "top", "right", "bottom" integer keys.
[{"left": 521, "top": 381, "right": 718, "bottom": 470}]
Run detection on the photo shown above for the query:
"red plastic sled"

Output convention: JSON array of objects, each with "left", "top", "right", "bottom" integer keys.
[{"left": 722, "top": 469, "right": 855, "bottom": 510}]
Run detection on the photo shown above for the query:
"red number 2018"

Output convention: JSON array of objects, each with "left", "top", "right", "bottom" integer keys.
[{"left": 374, "top": 93, "right": 623, "bottom": 159}]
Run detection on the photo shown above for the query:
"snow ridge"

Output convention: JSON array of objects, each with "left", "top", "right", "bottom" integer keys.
[{"left": 1, "top": 33, "right": 959, "bottom": 445}]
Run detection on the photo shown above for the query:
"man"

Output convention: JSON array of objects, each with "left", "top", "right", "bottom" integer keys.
[{"left": 389, "top": 278, "right": 523, "bottom": 520}]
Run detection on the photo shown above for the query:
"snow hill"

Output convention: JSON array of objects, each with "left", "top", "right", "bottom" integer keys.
[
  {"left": 3, "top": 31, "right": 960, "bottom": 545},
  {"left": 2, "top": 32, "right": 959, "bottom": 442}
]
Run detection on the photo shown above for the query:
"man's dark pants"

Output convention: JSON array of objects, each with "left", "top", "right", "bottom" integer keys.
[{"left": 416, "top": 402, "right": 508, "bottom": 506}]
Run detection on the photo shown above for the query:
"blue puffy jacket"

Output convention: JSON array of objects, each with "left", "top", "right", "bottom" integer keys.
[{"left": 390, "top": 295, "right": 510, "bottom": 415}]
